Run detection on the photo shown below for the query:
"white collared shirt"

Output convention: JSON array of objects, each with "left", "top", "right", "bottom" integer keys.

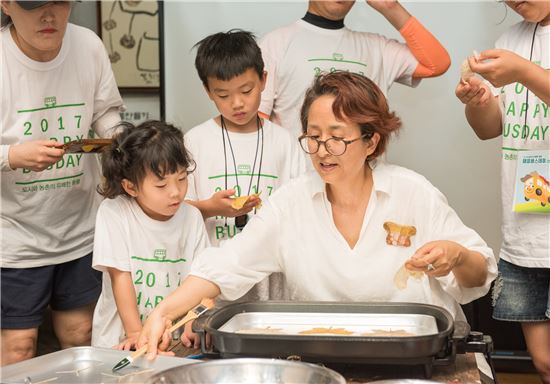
[{"left": 191, "top": 162, "right": 497, "bottom": 320}]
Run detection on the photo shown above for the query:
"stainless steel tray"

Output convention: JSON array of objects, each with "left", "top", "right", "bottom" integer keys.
[
  {"left": 0, "top": 347, "right": 197, "bottom": 384},
  {"left": 219, "top": 312, "right": 438, "bottom": 337}
]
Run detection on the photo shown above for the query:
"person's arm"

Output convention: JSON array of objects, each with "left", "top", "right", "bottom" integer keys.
[
  {"left": 405, "top": 241, "right": 488, "bottom": 288},
  {"left": 456, "top": 75, "right": 502, "bottom": 140},
  {"left": 138, "top": 275, "right": 220, "bottom": 359},
  {"left": 92, "top": 107, "right": 123, "bottom": 138},
  {"left": 470, "top": 49, "right": 550, "bottom": 106},
  {"left": 366, "top": 0, "right": 450, "bottom": 78},
  {"left": 108, "top": 267, "right": 142, "bottom": 350}
]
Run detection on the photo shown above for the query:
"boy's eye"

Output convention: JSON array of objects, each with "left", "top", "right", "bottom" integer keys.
[
  {"left": 178, "top": 175, "right": 187, "bottom": 181},
  {"left": 218, "top": 94, "right": 228, "bottom": 99},
  {"left": 155, "top": 184, "right": 167, "bottom": 189},
  {"left": 242, "top": 89, "right": 252, "bottom": 94}
]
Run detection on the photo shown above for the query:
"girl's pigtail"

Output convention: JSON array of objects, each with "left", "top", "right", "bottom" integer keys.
[{"left": 98, "top": 124, "right": 132, "bottom": 198}]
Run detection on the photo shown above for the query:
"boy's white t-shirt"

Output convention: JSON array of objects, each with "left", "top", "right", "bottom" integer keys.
[
  {"left": 494, "top": 21, "right": 550, "bottom": 268},
  {"left": 91, "top": 197, "right": 209, "bottom": 348},
  {"left": 1, "top": 23, "right": 123, "bottom": 268},
  {"left": 260, "top": 20, "right": 419, "bottom": 140},
  {"left": 185, "top": 118, "right": 306, "bottom": 247}
]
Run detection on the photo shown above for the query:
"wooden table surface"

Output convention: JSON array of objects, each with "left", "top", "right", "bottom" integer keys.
[{"left": 171, "top": 343, "right": 491, "bottom": 383}]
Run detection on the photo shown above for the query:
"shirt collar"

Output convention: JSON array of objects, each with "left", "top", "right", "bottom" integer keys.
[{"left": 306, "top": 160, "right": 392, "bottom": 199}]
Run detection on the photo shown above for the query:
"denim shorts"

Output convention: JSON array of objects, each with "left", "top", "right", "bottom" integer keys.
[
  {"left": 1, "top": 253, "right": 102, "bottom": 329},
  {"left": 492, "top": 259, "right": 550, "bottom": 322}
]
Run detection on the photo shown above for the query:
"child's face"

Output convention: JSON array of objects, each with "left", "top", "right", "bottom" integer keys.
[
  {"left": 206, "top": 68, "right": 266, "bottom": 132},
  {"left": 124, "top": 168, "right": 189, "bottom": 221},
  {"left": 505, "top": 1, "right": 550, "bottom": 25},
  {"left": 1, "top": 1, "right": 72, "bottom": 62}
]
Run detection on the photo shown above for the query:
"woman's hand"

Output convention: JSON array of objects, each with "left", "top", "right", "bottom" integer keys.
[
  {"left": 180, "top": 320, "right": 200, "bottom": 349},
  {"left": 469, "top": 49, "right": 528, "bottom": 88},
  {"left": 366, "top": 0, "right": 400, "bottom": 12},
  {"left": 8, "top": 140, "right": 65, "bottom": 171},
  {"left": 206, "top": 189, "right": 261, "bottom": 218},
  {"left": 405, "top": 240, "right": 466, "bottom": 278},
  {"left": 114, "top": 331, "right": 141, "bottom": 351},
  {"left": 137, "top": 311, "right": 174, "bottom": 360},
  {"left": 455, "top": 76, "right": 492, "bottom": 108}
]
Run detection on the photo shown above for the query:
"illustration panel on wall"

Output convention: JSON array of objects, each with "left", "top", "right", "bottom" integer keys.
[{"left": 99, "top": 1, "right": 160, "bottom": 90}]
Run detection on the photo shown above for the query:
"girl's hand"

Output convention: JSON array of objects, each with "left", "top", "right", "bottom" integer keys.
[
  {"left": 405, "top": 240, "right": 465, "bottom": 278},
  {"left": 137, "top": 311, "right": 174, "bottom": 360},
  {"left": 114, "top": 331, "right": 141, "bottom": 351},
  {"left": 208, "top": 189, "right": 260, "bottom": 218},
  {"left": 455, "top": 76, "right": 492, "bottom": 107},
  {"left": 469, "top": 49, "right": 528, "bottom": 88},
  {"left": 180, "top": 320, "right": 200, "bottom": 349},
  {"left": 8, "top": 140, "right": 65, "bottom": 171}
]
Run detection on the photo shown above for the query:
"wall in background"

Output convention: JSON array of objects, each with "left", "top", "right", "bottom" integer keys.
[
  {"left": 164, "top": 1, "right": 521, "bottom": 257},
  {"left": 70, "top": 1, "right": 160, "bottom": 125}
]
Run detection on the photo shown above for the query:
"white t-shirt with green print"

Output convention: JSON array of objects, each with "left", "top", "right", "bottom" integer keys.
[
  {"left": 184, "top": 118, "right": 306, "bottom": 301},
  {"left": 91, "top": 196, "right": 209, "bottom": 348},
  {"left": 493, "top": 21, "right": 550, "bottom": 268},
  {"left": 0, "top": 23, "right": 123, "bottom": 268}
]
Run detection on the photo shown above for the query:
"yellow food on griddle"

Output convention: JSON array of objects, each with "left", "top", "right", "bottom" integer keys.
[{"left": 299, "top": 327, "right": 354, "bottom": 335}]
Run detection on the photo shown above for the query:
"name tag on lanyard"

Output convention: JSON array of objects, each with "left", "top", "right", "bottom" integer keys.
[{"left": 513, "top": 149, "right": 550, "bottom": 214}]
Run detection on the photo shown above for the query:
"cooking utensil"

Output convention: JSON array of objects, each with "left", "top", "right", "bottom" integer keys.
[
  {"left": 146, "top": 358, "right": 346, "bottom": 384},
  {"left": 112, "top": 298, "right": 214, "bottom": 372},
  {"left": 0, "top": 346, "right": 196, "bottom": 384}
]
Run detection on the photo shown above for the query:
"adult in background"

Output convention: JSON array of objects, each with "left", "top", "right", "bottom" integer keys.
[
  {"left": 260, "top": 0, "right": 450, "bottom": 141},
  {"left": 1, "top": 0, "right": 123, "bottom": 365}
]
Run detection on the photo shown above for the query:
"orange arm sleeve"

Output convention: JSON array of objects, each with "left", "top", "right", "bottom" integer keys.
[{"left": 399, "top": 17, "right": 451, "bottom": 78}]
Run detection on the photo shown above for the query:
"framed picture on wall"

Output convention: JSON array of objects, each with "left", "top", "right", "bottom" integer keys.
[{"left": 98, "top": 1, "right": 160, "bottom": 91}]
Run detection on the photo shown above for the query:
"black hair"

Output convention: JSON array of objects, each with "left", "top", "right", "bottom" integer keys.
[
  {"left": 193, "top": 29, "right": 264, "bottom": 89},
  {"left": 98, "top": 120, "right": 194, "bottom": 199}
]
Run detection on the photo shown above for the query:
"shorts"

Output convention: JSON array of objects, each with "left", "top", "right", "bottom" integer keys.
[
  {"left": 1, "top": 253, "right": 102, "bottom": 329},
  {"left": 492, "top": 259, "right": 550, "bottom": 322}
]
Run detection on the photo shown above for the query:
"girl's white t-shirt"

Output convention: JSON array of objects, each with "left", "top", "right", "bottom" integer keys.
[{"left": 91, "top": 196, "right": 209, "bottom": 348}]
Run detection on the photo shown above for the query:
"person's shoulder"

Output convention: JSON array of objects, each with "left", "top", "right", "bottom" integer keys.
[
  {"left": 497, "top": 21, "right": 531, "bottom": 45},
  {"left": 261, "top": 20, "right": 301, "bottom": 42},
  {"left": 184, "top": 119, "right": 218, "bottom": 140},
  {"left": 263, "top": 120, "right": 294, "bottom": 138},
  {"left": 178, "top": 202, "right": 204, "bottom": 224},
  {"left": 377, "top": 162, "right": 439, "bottom": 194},
  {"left": 98, "top": 195, "right": 131, "bottom": 217},
  {"left": 67, "top": 23, "right": 104, "bottom": 48}
]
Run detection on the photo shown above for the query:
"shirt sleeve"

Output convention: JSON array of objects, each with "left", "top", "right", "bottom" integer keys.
[
  {"left": 92, "top": 201, "right": 131, "bottom": 273},
  {"left": 427, "top": 189, "right": 498, "bottom": 304},
  {"left": 259, "top": 34, "right": 279, "bottom": 117},
  {"left": 1, "top": 144, "right": 14, "bottom": 172},
  {"left": 92, "top": 107, "right": 122, "bottom": 138},
  {"left": 91, "top": 37, "right": 124, "bottom": 129},
  {"left": 190, "top": 200, "right": 283, "bottom": 300},
  {"left": 378, "top": 33, "right": 420, "bottom": 88}
]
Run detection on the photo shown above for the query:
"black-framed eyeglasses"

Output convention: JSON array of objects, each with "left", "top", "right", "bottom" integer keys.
[{"left": 298, "top": 133, "right": 372, "bottom": 156}]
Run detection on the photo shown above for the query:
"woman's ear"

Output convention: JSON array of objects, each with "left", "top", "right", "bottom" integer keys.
[
  {"left": 366, "top": 132, "right": 381, "bottom": 156},
  {"left": 121, "top": 179, "right": 138, "bottom": 197}
]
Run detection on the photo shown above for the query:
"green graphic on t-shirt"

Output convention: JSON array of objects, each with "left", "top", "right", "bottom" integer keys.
[
  {"left": 131, "top": 255, "right": 186, "bottom": 263},
  {"left": 153, "top": 249, "right": 167, "bottom": 260}
]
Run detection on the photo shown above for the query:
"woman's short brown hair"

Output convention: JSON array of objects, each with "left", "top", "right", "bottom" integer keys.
[{"left": 300, "top": 71, "right": 401, "bottom": 160}]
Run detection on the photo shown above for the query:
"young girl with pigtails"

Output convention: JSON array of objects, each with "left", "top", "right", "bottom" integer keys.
[{"left": 91, "top": 120, "right": 209, "bottom": 349}]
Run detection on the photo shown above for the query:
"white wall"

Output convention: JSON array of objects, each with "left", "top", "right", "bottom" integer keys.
[{"left": 164, "top": 1, "right": 522, "bottom": 254}]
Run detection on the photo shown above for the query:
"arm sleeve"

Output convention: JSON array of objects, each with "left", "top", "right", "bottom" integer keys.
[
  {"left": 92, "top": 108, "right": 122, "bottom": 138},
  {"left": 1, "top": 145, "right": 14, "bottom": 172},
  {"left": 92, "top": 202, "right": 131, "bottom": 273},
  {"left": 427, "top": 189, "right": 497, "bottom": 304},
  {"left": 91, "top": 39, "right": 124, "bottom": 134},
  {"left": 259, "top": 35, "right": 279, "bottom": 117},
  {"left": 190, "top": 200, "right": 283, "bottom": 300},
  {"left": 399, "top": 17, "right": 451, "bottom": 78}
]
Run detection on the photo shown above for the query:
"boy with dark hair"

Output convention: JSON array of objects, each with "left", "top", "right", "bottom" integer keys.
[{"left": 184, "top": 30, "right": 305, "bottom": 302}]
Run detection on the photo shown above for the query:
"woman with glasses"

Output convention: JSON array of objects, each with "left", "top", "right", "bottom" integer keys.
[{"left": 137, "top": 71, "right": 497, "bottom": 354}]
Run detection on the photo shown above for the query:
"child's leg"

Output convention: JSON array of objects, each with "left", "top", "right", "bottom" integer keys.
[
  {"left": 522, "top": 321, "right": 550, "bottom": 384},
  {"left": 50, "top": 253, "right": 101, "bottom": 348},
  {"left": 492, "top": 259, "right": 550, "bottom": 383}
]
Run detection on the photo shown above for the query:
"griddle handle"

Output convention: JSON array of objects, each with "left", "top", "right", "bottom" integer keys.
[{"left": 191, "top": 311, "right": 221, "bottom": 358}]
